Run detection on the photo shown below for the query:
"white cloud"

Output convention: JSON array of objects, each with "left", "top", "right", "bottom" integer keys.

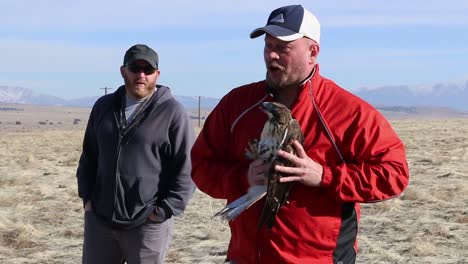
[
  {"left": 1, "top": 1, "right": 467, "bottom": 30},
  {"left": 0, "top": 38, "right": 122, "bottom": 72},
  {"left": 0, "top": 36, "right": 264, "bottom": 73}
]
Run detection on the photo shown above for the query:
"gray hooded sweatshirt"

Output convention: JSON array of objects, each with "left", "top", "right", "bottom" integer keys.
[{"left": 77, "top": 84, "right": 195, "bottom": 229}]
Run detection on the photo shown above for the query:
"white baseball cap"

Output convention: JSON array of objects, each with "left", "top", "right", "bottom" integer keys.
[{"left": 250, "top": 5, "right": 321, "bottom": 44}]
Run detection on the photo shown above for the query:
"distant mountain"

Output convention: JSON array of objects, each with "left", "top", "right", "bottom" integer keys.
[
  {"left": 354, "top": 80, "right": 468, "bottom": 111},
  {"left": 174, "top": 95, "right": 220, "bottom": 109},
  {"left": 375, "top": 105, "right": 468, "bottom": 119},
  {"left": 0, "top": 86, "right": 220, "bottom": 109},
  {"left": 0, "top": 86, "right": 66, "bottom": 105},
  {"left": 1, "top": 79, "right": 468, "bottom": 113}
]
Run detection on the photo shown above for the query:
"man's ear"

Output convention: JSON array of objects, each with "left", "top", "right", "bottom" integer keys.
[
  {"left": 308, "top": 43, "right": 320, "bottom": 64},
  {"left": 154, "top": 69, "right": 161, "bottom": 82},
  {"left": 120, "top": 65, "right": 126, "bottom": 78},
  {"left": 310, "top": 44, "right": 320, "bottom": 57}
]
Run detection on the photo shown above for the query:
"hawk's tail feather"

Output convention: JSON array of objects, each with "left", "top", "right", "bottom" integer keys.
[
  {"left": 258, "top": 201, "right": 280, "bottom": 229},
  {"left": 214, "top": 185, "right": 267, "bottom": 221},
  {"left": 258, "top": 182, "right": 294, "bottom": 229}
]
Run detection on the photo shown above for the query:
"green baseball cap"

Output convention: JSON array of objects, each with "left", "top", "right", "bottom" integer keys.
[{"left": 123, "top": 44, "right": 159, "bottom": 69}]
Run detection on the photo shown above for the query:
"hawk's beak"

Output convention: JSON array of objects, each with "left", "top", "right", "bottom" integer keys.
[{"left": 260, "top": 102, "right": 273, "bottom": 113}]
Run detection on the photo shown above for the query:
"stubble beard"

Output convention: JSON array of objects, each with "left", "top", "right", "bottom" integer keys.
[
  {"left": 124, "top": 76, "right": 156, "bottom": 100},
  {"left": 265, "top": 71, "right": 302, "bottom": 96},
  {"left": 265, "top": 72, "right": 280, "bottom": 95}
]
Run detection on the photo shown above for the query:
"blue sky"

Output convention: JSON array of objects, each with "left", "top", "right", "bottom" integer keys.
[{"left": 0, "top": 0, "right": 467, "bottom": 99}]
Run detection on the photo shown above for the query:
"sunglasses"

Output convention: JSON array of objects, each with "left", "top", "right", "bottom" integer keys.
[{"left": 127, "top": 64, "right": 157, "bottom": 75}]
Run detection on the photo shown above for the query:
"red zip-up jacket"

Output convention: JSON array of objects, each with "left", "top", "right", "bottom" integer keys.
[{"left": 191, "top": 66, "right": 409, "bottom": 263}]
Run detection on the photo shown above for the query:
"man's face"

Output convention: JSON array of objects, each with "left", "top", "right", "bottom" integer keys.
[
  {"left": 120, "top": 60, "right": 160, "bottom": 100},
  {"left": 263, "top": 34, "right": 316, "bottom": 92}
]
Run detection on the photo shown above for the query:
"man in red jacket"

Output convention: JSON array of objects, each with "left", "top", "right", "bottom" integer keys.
[{"left": 191, "top": 5, "right": 409, "bottom": 264}]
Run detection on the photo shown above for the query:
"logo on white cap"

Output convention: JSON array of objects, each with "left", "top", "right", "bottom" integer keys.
[{"left": 269, "top": 13, "right": 284, "bottom": 23}]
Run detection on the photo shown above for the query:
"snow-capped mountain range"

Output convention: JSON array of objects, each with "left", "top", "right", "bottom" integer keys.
[
  {"left": 0, "top": 86, "right": 220, "bottom": 109},
  {"left": 1, "top": 79, "right": 467, "bottom": 112},
  {"left": 353, "top": 80, "right": 468, "bottom": 111},
  {"left": 0, "top": 86, "right": 65, "bottom": 105}
]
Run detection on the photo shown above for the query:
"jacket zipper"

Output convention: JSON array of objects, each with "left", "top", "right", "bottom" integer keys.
[
  {"left": 112, "top": 112, "right": 123, "bottom": 221},
  {"left": 109, "top": 89, "right": 161, "bottom": 222}
]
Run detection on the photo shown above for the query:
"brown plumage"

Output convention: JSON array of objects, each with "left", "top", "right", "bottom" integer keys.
[
  {"left": 246, "top": 102, "right": 304, "bottom": 229},
  {"left": 215, "top": 102, "right": 304, "bottom": 229}
]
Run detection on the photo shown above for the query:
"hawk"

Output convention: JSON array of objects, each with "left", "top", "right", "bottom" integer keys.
[{"left": 215, "top": 102, "right": 304, "bottom": 229}]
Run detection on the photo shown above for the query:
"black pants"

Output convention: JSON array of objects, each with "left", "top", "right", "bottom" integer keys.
[{"left": 82, "top": 211, "right": 173, "bottom": 264}]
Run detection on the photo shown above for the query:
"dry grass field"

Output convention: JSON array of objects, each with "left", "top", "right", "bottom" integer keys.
[{"left": 0, "top": 104, "right": 467, "bottom": 263}]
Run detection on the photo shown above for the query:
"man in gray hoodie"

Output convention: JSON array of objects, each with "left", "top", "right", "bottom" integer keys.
[{"left": 77, "top": 44, "right": 195, "bottom": 264}]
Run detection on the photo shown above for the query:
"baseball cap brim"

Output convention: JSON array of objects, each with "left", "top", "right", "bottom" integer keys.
[{"left": 250, "top": 25, "right": 304, "bottom": 41}]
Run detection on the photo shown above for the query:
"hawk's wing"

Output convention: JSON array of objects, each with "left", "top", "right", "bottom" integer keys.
[
  {"left": 214, "top": 103, "right": 304, "bottom": 228},
  {"left": 258, "top": 118, "right": 304, "bottom": 229}
]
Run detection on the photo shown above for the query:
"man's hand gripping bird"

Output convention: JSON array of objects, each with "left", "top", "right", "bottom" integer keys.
[{"left": 214, "top": 102, "right": 304, "bottom": 229}]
